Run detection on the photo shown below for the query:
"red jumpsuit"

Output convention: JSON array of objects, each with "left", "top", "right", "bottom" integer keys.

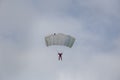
[{"left": 58, "top": 53, "right": 62, "bottom": 61}]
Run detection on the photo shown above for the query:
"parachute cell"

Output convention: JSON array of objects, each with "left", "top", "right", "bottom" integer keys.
[{"left": 45, "top": 33, "right": 75, "bottom": 48}]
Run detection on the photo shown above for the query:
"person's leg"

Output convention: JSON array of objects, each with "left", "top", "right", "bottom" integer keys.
[{"left": 60, "top": 56, "right": 62, "bottom": 60}]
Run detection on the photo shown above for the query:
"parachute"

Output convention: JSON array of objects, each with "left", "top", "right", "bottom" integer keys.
[{"left": 45, "top": 33, "right": 75, "bottom": 48}]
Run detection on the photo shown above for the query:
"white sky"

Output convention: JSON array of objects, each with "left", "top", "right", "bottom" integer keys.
[{"left": 0, "top": 0, "right": 120, "bottom": 80}]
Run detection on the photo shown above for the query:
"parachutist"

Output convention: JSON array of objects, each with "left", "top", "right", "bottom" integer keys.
[
  {"left": 45, "top": 33, "right": 75, "bottom": 61},
  {"left": 54, "top": 33, "right": 56, "bottom": 35},
  {"left": 58, "top": 53, "right": 62, "bottom": 61}
]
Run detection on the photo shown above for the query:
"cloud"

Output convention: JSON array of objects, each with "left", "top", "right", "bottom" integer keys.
[
  {"left": 0, "top": 0, "right": 36, "bottom": 79},
  {"left": 57, "top": 54, "right": 120, "bottom": 80},
  {"left": 0, "top": 0, "right": 120, "bottom": 80},
  {"left": 76, "top": 0, "right": 120, "bottom": 16},
  {"left": 31, "top": 0, "right": 73, "bottom": 13}
]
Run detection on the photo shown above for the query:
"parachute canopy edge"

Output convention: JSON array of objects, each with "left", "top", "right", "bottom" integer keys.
[{"left": 45, "top": 33, "right": 75, "bottom": 48}]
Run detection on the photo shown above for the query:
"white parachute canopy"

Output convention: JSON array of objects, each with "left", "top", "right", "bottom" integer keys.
[{"left": 45, "top": 33, "right": 75, "bottom": 48}]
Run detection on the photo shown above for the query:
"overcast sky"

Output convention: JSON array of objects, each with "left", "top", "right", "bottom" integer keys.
[{"left": 0, "top": 0, "right": 120, "bottom": 80}]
